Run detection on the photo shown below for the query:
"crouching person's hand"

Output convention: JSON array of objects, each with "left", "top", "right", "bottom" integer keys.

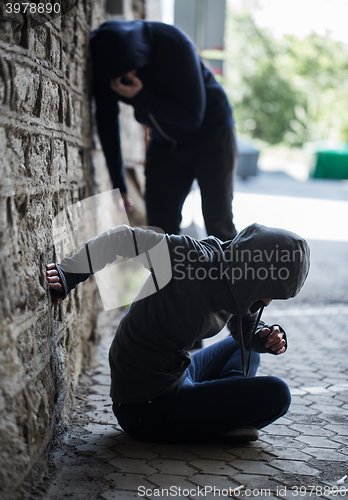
[
  {"left": 46, "top": 263, "right": 64, "bottom": 305},
  {"left": 258, "top": 325, "right": 287, "bottom": 355}
]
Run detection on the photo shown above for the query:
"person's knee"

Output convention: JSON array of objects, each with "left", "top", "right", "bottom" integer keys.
[{"left": 267, "top": 376, "right": 291, "bottom": 415}]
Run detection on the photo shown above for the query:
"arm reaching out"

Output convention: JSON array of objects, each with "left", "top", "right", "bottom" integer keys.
[{"left": 46, "top": 225, "right": 170, "bottom": 304}]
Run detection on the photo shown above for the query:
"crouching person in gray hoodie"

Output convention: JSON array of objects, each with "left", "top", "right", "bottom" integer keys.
[{"left": 46, "top": 223, "right": 310, "bottom": 443}]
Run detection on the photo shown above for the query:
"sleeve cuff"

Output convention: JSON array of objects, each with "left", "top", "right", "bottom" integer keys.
[{"left": 55, "top": 264, "right": 69, "bottom": 300}]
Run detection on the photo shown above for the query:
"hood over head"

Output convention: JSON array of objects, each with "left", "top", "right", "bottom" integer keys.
[
  {"left": 89, "top": 20, "right": 152, "bottom": 81},
  {"left": 225, "top": 223, "right": 310, "bottom": 315}
]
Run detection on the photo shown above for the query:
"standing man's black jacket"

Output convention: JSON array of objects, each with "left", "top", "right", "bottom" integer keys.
[{"left": 89, "top": 20, "right": 234, "bottom": 194}]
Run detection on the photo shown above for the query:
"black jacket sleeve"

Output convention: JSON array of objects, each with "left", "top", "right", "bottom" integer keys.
[
  {"left": 228, "top": 314, "right": 288, "bottom": 355},
  {"left": 93, "top": 77, "right": 127, "bottom": 193},
  {"left": 54, "top": 225, "right": 168, "bottom": 299}
]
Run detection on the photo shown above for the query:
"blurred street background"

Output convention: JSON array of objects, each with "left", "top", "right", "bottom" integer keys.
[{"left": 182, "top": 165, "right": 348, "bottom": 311}]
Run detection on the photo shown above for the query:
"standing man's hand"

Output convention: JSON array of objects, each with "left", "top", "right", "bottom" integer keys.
[
  {"left": 121, "top": 192, "right": 134, "bottom": 213},
  {"left": 110, "top": 70, "right": 143, "bottom": 98}
]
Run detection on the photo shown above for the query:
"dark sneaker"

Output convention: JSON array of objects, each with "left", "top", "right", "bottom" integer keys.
[{"left": 224, "top": 426, "right": 259, "bottom": 442}]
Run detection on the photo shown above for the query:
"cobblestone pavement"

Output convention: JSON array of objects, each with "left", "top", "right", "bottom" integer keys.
[{"left": 31, "top": 301, "right": 348, "bottom": 500}]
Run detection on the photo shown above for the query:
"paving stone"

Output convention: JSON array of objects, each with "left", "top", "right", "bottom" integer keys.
[
  {"left": 100, "top": 490, "right": 140, "bottom": 499},
  {"left": 333, "top": 394, "right": 348, "bottom": 404},
  {"left": 91, "top": 366, "right": 111, "bottom": 377},
  {"left": 269, "top": 460, "right": 320, "bottom": 476},
  {"left": 227, "top": 447, "right": 274, "bottom": 461},
  {"left": 184, "top": 444, "right": 235, "bottom": 460},
  {"left": 324, "top": 424, "right": 348, "bottom": 436},
  {"left": 149, "top": 459, "right": 196, "bottom": 476},
  {"left": 232, "top": 473, "right": 283, "bottom": 493},
  {"left": 79, "top": 432, "right": 113, "bottom": 445},
  {"left": 81, "top": 423, "right": 121, "bottom": 436},
  {"left": 79, "top": 433, "right": 122, "bottom": 447},
  {"left": 288, "top": 405, "right": 320, "bottom": 415},
  {"left": 295, "top": 435, "right": 341, "bottom": 448},
  {"left": 87, "top": 399, "right": 113, "bottom": 411},
  {"left": 188, "top": 459, "right": 237, "bottom": 475},
  {"left": 327, "top": 384, "right": 348, "bottom": 393},
  {"left": 104, "top": 472, "right": 154, "bottom": 491},
  {"left": 310, "top": 404, "right": 348, "bottom": 414},
  {"left": 90, "top": 384, "right": 110, "bottom": 395},
  {"left": 290, "top": 416, "right": 326, "bottom": 425},
  {"left": 298, "top": 386, "right": 331, "bottom": 395},
  {"left": 86, "top": 410, "right": 116, "bottom": 424},
  {"left": 293, "top": 380, "right": 327, "bottom": 389},
  {"left": 228, "top": 439, "right": 269, "bottom": 450},
  {"left": 230, "top": 460, "right": 278, "bottom": 475},
  {"left": 110, "top": 444, "right": 159, "bottom": 460},
  {"left": 291, "top": 388, "right": 308, "bottom": 396},
  {"left": 320, "top": 414, "right": 348, "bottom": 425},
  {"left": 272, "top": 416, "right": 295, "bottom": 425},
  {"left": 322, "top": 375, "right": 348, "bottom": 383},
  {"left": 150, "top": 444, "right": 198, "bottom": 460},
  {"left": 265, "top": 446, "right": 311, "bottom": 462},
  {"left": 75, "top": 444, "right": 116, "bottom": 459},
  {"left": 263, "top": 424, "right": 300, "bottom": 437},
  {"left": 87, "top": 394, "right": 111, "bottom": 402},
  {"left": 148, "top": 473, "right": 198, "bottom": 490},
  {"left": 289, "top": 424, "right": 334, "bottom": 436},
  {"left": 302, "top": 394, "right": 344, "bottom": 405},
  {"left": 92, "top": 373, "right": 111, "bottom": 385},
  {"left": 189, "top": 473, "right": 239, "bottom": 489},
  {"left": 259, "top": 435, "right": 303, "bottom": 447},
  {"left": 301, "top": 447, "right": 348, "bottom": 461},
  {"left": 109, "top": 457, "right": 158, "bottom": 474}
]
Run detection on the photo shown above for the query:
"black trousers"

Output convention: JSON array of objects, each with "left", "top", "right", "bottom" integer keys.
[{"left": 145, "top": 127, "right": 238, "bottom": 241}]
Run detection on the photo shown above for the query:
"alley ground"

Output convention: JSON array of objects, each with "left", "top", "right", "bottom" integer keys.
[{"left": 30, "top": 168, "right": 348, "bottom": 500}]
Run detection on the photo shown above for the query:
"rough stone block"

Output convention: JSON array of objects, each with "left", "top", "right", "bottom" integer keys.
[
  {"left": 12, "top": 63, "right": 41, "bottom": 116},
  {"left": 50, "top": 32, "right": 62, "bottom": 69},
  {"left": 41, "top": 78, "right": 60, "bottom": 122},
  {"left": 31, "top": 24, "right": 49, "bottom": 59},
  {"left": 52, "top": 138, "right": 67, "bottom": 181},
  {"left": 28, "top": 133, "right": 52, "bottom": 177}
]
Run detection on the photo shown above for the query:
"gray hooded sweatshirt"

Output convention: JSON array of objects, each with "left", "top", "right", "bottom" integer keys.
[{"left": 56, "top": 223, "right": 310, "bottom": 404}]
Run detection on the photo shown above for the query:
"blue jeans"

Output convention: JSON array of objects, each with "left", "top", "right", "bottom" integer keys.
[{"left": 113, "top": 337, "right": 291, "bottom": 443}]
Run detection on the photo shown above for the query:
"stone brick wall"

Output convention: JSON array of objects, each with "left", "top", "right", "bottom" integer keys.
[{"left": 0, "top": 2, "right": 108, "bottom": 499}]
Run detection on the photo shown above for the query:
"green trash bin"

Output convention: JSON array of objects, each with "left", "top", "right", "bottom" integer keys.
[{"left": 311, "top": 144, "right": 348, "bottom": 179}]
